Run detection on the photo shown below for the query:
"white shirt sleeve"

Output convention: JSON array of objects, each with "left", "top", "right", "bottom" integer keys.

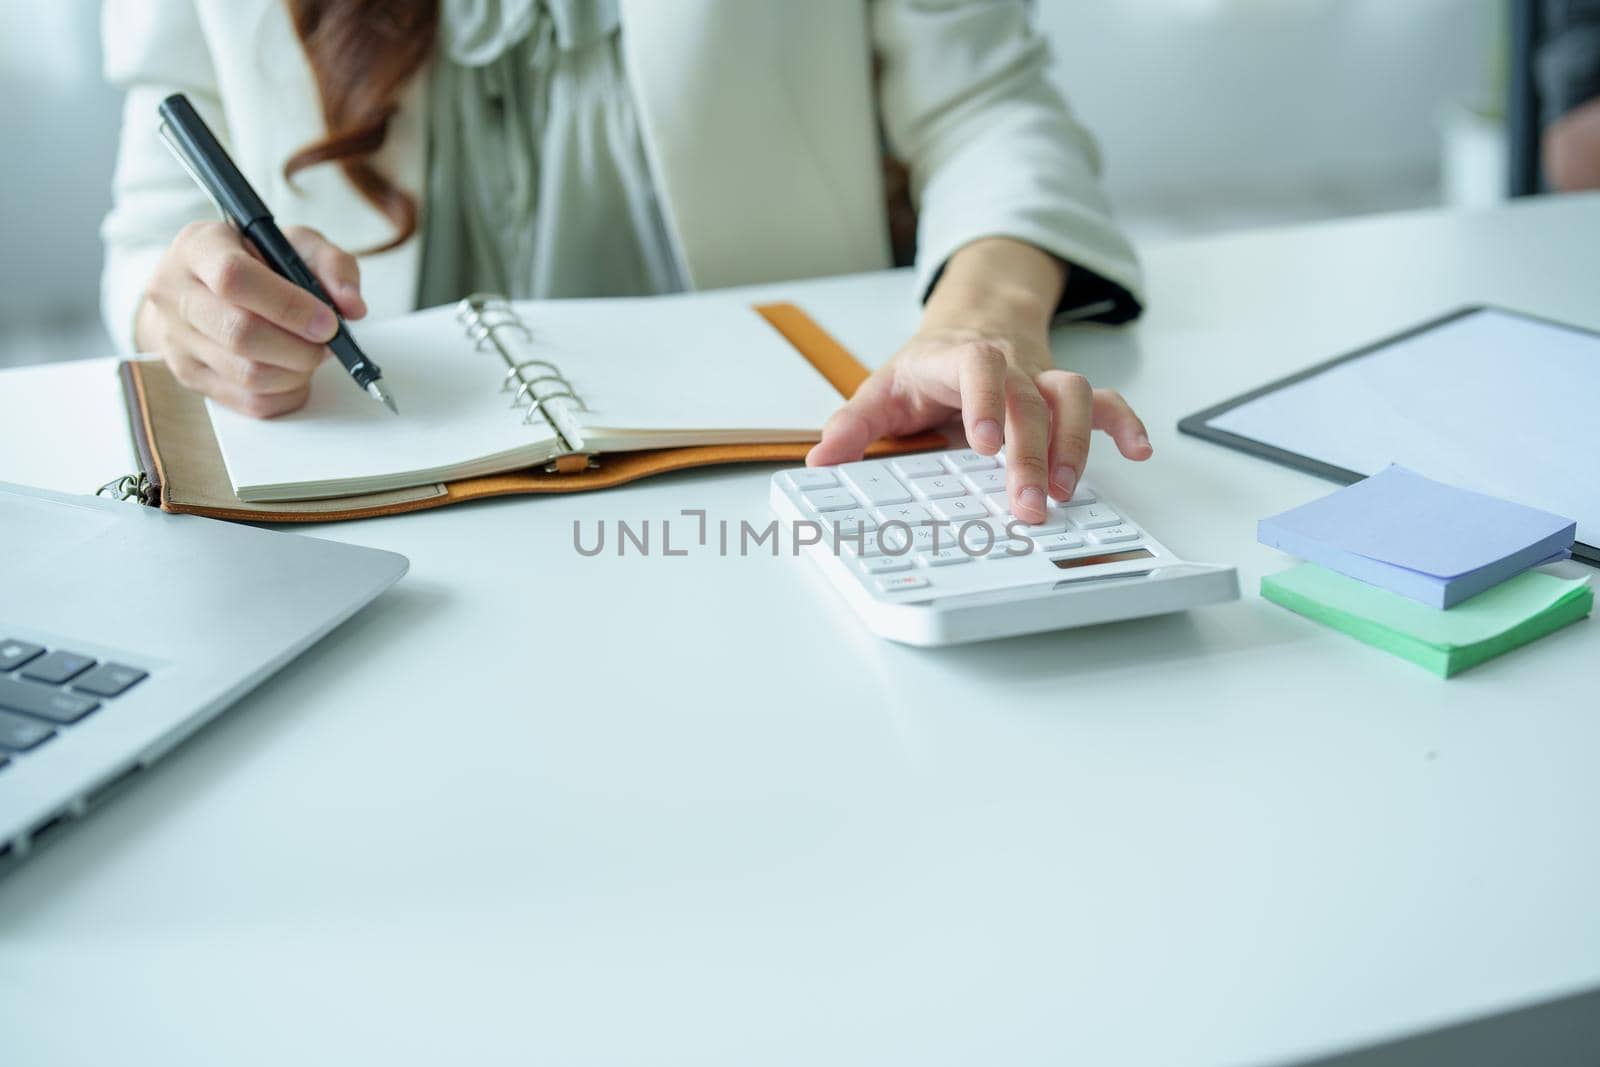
[{"left": 872, "top": 0, "right": 1145, "bottom": 320}]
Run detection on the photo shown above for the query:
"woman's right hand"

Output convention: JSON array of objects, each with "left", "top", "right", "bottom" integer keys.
[{"left": 134, "top": 221, "right": 367, "bottom": 418}]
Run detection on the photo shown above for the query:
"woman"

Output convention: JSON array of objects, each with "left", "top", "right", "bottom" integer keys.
[{"left": 102, "top": 0, "right": 1152, "bottom": 523}]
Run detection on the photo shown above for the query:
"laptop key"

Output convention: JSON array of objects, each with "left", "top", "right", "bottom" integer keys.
[
  {"left": 72, "top": 663, "right": 149, "bottom": 698},
  {"left": 0, "top": 640, "right": 45, "bottom": 672},
  {"left": 0, "top": 709, "right": 55, "bottom": 752},
  {"left": 0, "top": 676, "right": 100, "bottom": 724},
  {"left": 20, "top": 650, "right": 97, "bottom": 685}
]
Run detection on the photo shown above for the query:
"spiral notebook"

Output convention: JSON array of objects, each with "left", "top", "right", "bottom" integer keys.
[{"left": 114, "top": 292, "right": 939, "bottom": 521}]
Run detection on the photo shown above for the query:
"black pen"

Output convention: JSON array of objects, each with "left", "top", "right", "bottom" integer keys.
[{"left": 155, "top": 93, "right": 397, "bottom": 414}]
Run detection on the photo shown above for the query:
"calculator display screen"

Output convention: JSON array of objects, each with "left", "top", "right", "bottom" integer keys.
[{"left": 1050, "top": 548, "right": 1154, "bottom": 570}]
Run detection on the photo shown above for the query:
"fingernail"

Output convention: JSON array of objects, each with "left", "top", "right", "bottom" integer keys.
[
  {"left": 1018, "top": 486, "right": 1045, "bottom": 518},
  {"left": 971, "top": 419, "right": 1001, "bottom": 451},
  {"left": 1136, "top": 432, "right": 1151, "bottom": 451},
  {"left": 1052, "top": 466, "right": 1078, "bottom": 500},
  {"left": 305, "top": 307, "right": 337, "bottom": 342}
]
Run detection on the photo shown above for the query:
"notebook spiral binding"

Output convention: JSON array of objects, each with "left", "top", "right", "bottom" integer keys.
[{"left": 456, "top": 293, "right": 595, "bottom": 470}]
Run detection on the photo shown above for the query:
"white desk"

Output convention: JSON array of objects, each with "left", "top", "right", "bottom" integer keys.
[{"left": 2, "top": 195, "right": 1597, "bottom": 1066}]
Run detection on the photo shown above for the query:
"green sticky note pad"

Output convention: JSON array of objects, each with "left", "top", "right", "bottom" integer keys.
[{"left": 1261, "top": 564, "right": 1592, "bottom": 677}]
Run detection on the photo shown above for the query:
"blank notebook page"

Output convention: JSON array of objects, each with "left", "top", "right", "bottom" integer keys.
[
  {"left": 208, "top": 304, "right": 561, "bottom": 500},
  {"left": 516, "top": 295, "right": 845, "bottom": 444},
  {"left": 1208, "top": 308, "right": 1600, "bottom": 547}
]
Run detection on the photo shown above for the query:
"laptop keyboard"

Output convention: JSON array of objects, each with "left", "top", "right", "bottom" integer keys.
[{"left": 0, "top": 638, "right": 148, "bottom": 770}]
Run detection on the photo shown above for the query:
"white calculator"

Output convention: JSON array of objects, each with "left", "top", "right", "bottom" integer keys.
[{"left": 770, "top": 447, "right": 1239, "bottom": 645}]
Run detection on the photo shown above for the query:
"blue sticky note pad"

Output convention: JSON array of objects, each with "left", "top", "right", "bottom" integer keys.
[{"left": 1258, "top": 465, "right": 1576, "bottom": 608}]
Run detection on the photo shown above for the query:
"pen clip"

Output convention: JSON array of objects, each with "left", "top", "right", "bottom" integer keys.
[{"left": 158, "top": 120, "right": 233, "bottom": 228}]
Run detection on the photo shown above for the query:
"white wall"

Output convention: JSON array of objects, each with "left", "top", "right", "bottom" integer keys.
[
  {"left": 0, "top": 0, "right": 121, "bottom": 324},
  {"left": 0, "top": 0, "right": 1496, "bottom": 340},
  {"left": 1038, "top": 0, "right": 1494, "bottom": 229}
]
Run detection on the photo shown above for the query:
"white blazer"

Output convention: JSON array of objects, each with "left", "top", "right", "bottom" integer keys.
[{"left": 100, "top": 0, "right": 1144, "bottom": 351}]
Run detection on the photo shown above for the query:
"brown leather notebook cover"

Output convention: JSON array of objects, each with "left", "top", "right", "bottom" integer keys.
[{"left": 116, "top": 301, "right": 942, "bottom": 522}]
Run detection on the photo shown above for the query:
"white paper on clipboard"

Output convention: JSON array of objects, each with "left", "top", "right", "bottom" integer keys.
[{"left": 1205, "top": 307, "right": 1599, "bottom": 551}]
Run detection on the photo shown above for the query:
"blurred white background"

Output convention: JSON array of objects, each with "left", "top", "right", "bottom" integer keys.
[{"left": 0, "top": 0, "right": 1500, "bottom": 369}]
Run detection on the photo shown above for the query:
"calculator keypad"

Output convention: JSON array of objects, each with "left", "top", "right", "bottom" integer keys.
[
  {"left": 891, "top": 455, "right": 945, "bottom": 479},
  {"left": 840, "top": 462, "right": 914, "bottom": 506},
  {"left": 909, "top": 474, "right": 966, "bottom": 499},
  {"left": 801, "top": 488, "right": 857, "bottom": 512},
  {"left": 783, "top": 448, "right": 1154, "bottom": 598}
]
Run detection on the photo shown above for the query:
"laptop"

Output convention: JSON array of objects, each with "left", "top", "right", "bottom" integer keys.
[{"left": 0, "top": 481, "right": 407, "bottom": 873}]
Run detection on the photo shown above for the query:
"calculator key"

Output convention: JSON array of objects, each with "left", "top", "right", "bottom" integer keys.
[
  {"left": 1054, "top": 485, "right": 1097, "bottom": 505},
  {"left": 947, "top": 517, "right": 1000, "bottom": 548},
  {"left": 819, "top": 509, "right": 877, "bottom": 539},
  {"left": 20, "top": 651, "right": 97, "bottom": 685},
  {"left": 875, "top": 502, "right": 933, "bottom": 526},
  {"left": 947, "top": 524, "right": 998, "bottom": 556},
  {"left": 964, "top": 468, "right": 1006, "bottom": 494},
  {"left": 920, "top": 547, "right": 974, "bottom": 567},
  {"left": 840, "top": 462, "right": 913, "bottom": 506},
  {"left": 0, "top": 676, "right": 99, "bottom": 724},
  {"left": 72, "top": 663, "right": 149, "bottom": 698},
  {"left": 982, "top": 541, "right": 1035, "bottom": 560},
  {"left": 1090, "top": 524, "right": 1141, "bottom": 545},
  {"left": 910, "top": 474, "right": 967, "bottom": 499},
  {"left": 1006, "top": 506, "right": 1071, "bottom": 536},
  {"left": 1063, "top": 503, "right": 1122, "bottom": 529},
  {"left": 0, "top": 640, "right": 44, "bottom": 672},
  {"left": 781, "top": 468, "right": 838, "bottom": 493},
  {"left": 0, "top": 709, "right": 55, "bottom": 752},
  {"left": 891, "top": 454, "right": 946, "bottom": 479},
  {"left": 1037, "top": 532, "right": 1088, "bottom": 553},
  {"left": 930, "top": 495, "right": 989, "bottom": 522},
  {"left": 882, "top": 523, "right": 945, "bottom": 553},
  {"left": 944, "top": 449, "right": 998, "bottom": 472},
  {"left": 802, "top": 487, "right": 859, "bottom": 512},
  {"left": 856, "top": 554, "right": 913, "bottom": 575},
  {"left": 843, "top": 538, "right": 883, "bottom": 560},
  {"left": 877, "top": 574, "right": 931, "bottom": 594},
  {"left": 865, "top": 526, "right": 910, "bottom": 557}
]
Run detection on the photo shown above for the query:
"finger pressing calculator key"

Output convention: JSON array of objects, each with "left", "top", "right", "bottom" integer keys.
[{"left": 770, "top": 447, "right": 1239, "bottom": 645}]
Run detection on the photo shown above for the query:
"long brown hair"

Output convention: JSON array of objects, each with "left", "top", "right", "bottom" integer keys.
[{"left": 285, "top": 1, "right": 439, "bottom": 252}]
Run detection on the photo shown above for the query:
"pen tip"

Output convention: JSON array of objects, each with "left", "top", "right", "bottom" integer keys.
[{"left": 367, "top": 380, "right": 399, "bottom": 415}]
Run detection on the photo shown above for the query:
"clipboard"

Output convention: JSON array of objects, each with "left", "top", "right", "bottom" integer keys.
[{"left": 1178, "top": 305, "right": 1600, "bottom": 565}]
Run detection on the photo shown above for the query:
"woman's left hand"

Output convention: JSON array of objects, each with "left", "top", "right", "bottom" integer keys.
[{"left": 806, "top": 238, "right": 1152, "bottom": 524}]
